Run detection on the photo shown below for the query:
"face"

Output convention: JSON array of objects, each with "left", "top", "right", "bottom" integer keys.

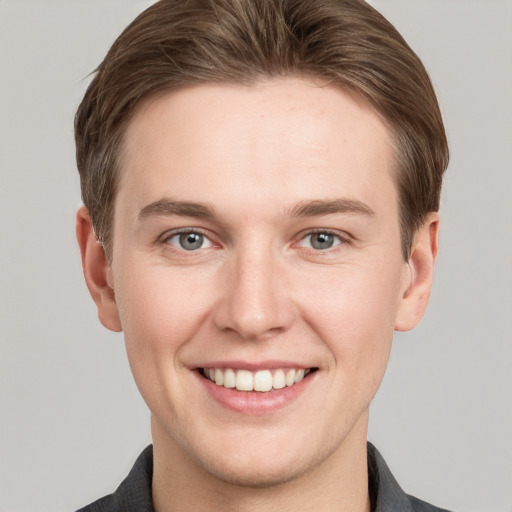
[{"left": 83, "top": 78, "right": 434, "bottom": 487}]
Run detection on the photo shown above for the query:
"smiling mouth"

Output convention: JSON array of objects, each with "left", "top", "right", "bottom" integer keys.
[{"left": 198, "top": 367, "right": 318, "bottom": 392}]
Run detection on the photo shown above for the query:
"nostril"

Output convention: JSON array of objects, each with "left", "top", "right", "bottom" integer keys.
[{"left": 211, "top": 270, "right": 295, "bottom": 340}]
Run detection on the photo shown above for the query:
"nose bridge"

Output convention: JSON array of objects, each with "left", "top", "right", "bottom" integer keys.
[{"left": 213, "top": 238, "right": 292, "bottom": 340}]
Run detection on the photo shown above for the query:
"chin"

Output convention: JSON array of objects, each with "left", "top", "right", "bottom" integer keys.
[
  {"left": 192, "top": 445, "right": 320, "bottom": 489},
  {"left": 174, "top": 420, "right": 346, "bottom": 490}
]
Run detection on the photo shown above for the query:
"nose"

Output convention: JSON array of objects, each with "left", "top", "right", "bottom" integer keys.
[{"left": 212, "top": 246, "right": 295, "bottom": 341}]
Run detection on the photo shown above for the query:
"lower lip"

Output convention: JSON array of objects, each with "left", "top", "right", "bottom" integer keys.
[{"left": 196, "top": 371, "right": 315, "bottom": 415}]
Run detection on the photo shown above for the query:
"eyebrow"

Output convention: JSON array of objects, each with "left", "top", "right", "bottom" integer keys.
[
  {"left": 137, "top": 197, "right": 375, "bottom": 222},
  {"left": 289, "top": 199, "right": 375, "bottom": 217},
  {"left": 138, "top": 199, "right": 216, "bottom": 220}
]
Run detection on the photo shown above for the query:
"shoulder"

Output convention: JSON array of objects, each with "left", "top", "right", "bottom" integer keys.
[
  {"left": 408, "top": 494, "right": 453, "bottom": 512},
  {"left": 76, "top": 494, "right": 121, "bottom": 512},
  {"left": 367, "top": 442, "right": 453, "bottom": 512},
  {"left": 75, "top": 445, "right": 154, "bottom": 512}
]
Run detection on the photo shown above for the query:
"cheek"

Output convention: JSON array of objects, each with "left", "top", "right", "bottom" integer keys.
[
  {"left": 297, "top": 260, "right": 403, "bottom": 372},
  {"left": 116, "top": 262, "right": 213, "bottom": 344},
  {"left": 112, "top": 263, "right": 215, "bottom": 397}
]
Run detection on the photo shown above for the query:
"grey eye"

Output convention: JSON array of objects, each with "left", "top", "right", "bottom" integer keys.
[
  {"left": 310, "top": 232, "right": 335, "bottom": 250},
  {"left": 179, "top": 232, "right": 205, "bottom": 250},
  {"left": 299, "top": 232, "right": 342, "bottom": 250},
  {"left": 166, "top": 231, "right": 212, "bottom": 251}
]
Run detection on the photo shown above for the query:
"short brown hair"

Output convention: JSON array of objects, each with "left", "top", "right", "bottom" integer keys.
[{"left": 75, "top": 0, "right": 448, "bottom": 260}]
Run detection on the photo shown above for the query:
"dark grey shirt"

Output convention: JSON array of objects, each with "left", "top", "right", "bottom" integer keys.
[{"left": 76, "top": 443, "right": 452, "bottom": 512}]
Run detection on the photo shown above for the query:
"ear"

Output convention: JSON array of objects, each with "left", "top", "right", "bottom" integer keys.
[
  {"left": 395, "top": 212, "right": 440, "bottom": 332},
  {"left": 76, "top": 206, "right": 122, "bottom": 332}
]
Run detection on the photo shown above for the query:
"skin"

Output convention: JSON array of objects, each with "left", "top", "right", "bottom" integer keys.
[{"left": 77, "top": 78, "right": 439, "bottom": 512}]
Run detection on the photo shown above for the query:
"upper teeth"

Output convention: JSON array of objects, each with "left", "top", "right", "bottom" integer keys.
[{"left": 203, "top": 368, "right": 308, "bottom": 392}]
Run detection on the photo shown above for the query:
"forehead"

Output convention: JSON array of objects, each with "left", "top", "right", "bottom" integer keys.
[{"left": 118, "top": 78, "right": 397, "bottom": 221}]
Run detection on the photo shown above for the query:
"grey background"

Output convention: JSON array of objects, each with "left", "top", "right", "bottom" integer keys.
[{"left": 1, "top": 1, "right": 511, "bottom": 511}]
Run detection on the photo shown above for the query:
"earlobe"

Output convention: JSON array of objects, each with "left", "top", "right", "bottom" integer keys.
[
  {"left": 76, "top": 206, "right": 122, "bottom": 332},
  {"left": 394, "top": 213, "right": 440, "bottom": 332}
]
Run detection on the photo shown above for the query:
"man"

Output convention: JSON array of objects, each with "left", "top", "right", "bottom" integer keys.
[{"left": 74, "top": 0, "right": 450, "bottom": 510}]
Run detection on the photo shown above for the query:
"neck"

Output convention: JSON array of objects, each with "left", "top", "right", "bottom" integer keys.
[{"left": 151, "top": 413, "right": 371, "bottom": 512}]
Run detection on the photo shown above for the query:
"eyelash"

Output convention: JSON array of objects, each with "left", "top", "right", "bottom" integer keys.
[
  {"left": 161, "top": 228, "right": 216, "bottom": 252},
  {"left": 159, "top": 228, "right": 350, "bottom": 255},
  {"left": 296, "top": 229, "right": 349, "bottom": 251}
]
